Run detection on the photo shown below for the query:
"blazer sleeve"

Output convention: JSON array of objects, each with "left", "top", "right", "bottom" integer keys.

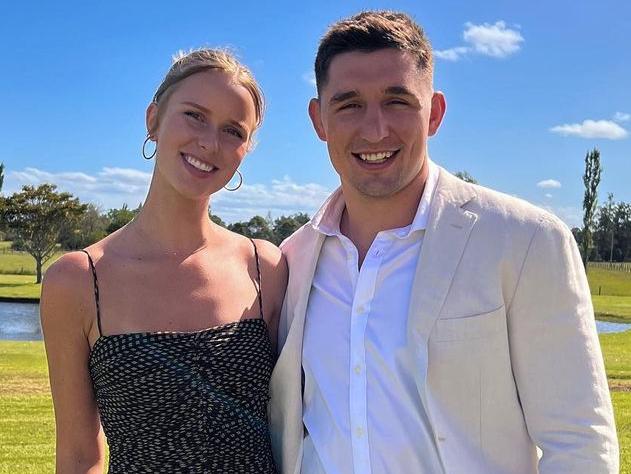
[{"left": 506, "top": 216, "right": 619, "bottom": 473}]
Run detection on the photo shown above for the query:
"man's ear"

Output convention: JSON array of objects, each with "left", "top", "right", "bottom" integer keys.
[
  {"left": 308, "top": 98, "right": 327, "bottom": 142},
  {"left": 145, "top": 102, "right": 159, "bottom": 139},
  {"left": 428, "top": 91, "right": 446, "bottom": 136}
]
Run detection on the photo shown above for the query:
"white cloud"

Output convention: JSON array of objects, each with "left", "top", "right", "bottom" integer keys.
[
  {"left": 549, "top": 119, "right": 628, "bottom": 140},
  {"left": 537, "top": 179, "right": 561, "bottom": 189},
  {"left": 436, "top": 21, "right": 523, "bottom": 61},
  {"left": 5, "top": 167, "right": 331, "bottom": 222},
  {"left": 614, "top": 111, "right": 630, "bottom": 122},
  {"left": 434, "top": 47, "right": 470, "bottom": 61},
  {"left": 213, "top": 175, "right": 331, "bottom": 222},
  {"left": 545, "top": 193, "right": 553, "bottom": 199},
  {"left": 463, "top": 21, "right": 524, "bottom": 58},
  {"left": 6, "top": 167, "right": 152, "bottom": 210},
  {"left": 302, "top": 71, "right": 316, "bottom": 87}
]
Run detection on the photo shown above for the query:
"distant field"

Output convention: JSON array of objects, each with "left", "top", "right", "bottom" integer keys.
[
  {"left": 588, "top": 266, "right": 631, "bottom": 297},
  {"left": 0, "top": 275, "right": 42, "bottom": 300},
  {"left": 0, "top": 243, "right": 629, "bottom": 321},
  {"left": 0, "top": 242, "right": 64, "bottom": 277}
]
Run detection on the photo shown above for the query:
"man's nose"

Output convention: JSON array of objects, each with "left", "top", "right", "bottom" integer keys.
[{"left": 359, "top": 106, "right": 389, "bottom": 143}]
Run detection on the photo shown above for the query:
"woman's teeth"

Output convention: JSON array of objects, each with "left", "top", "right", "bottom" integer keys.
[
  {"left": 184, "top": 154, "right": 216, "bottom": 172},
  {"left": 358, "top": 151, "right": 395, "bottom": 162}
]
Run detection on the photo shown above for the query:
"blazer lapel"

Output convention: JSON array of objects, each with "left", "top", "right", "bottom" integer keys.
[
  {"left": 270, "top": 227, "right": 325, "bottom": 473},
  {"left": 408, "top": 168, "right": 478, "bottom": 341}
]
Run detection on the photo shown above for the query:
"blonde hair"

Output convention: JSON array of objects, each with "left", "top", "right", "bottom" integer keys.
[{"left": 152, "top": 48, "right": 264, "bottom": 133}]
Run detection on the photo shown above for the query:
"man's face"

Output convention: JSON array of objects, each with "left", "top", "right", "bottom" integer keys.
[{"left": 309, "top": 48, "right": 445, "bottom": 200}]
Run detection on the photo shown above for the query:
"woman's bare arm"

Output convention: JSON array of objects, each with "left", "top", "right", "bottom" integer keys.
[
  {"left": 40, "top": 252, "right": 106, "bottom": 473},
  {"left": 253, "top": 239, "right": 288, "bottom": 355}
]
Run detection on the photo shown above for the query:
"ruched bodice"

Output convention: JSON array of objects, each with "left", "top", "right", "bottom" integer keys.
[
  {"left": 81, "top": 242, "right": 277, "bottom": 473},
  {"left": 88, "top": 318, "right": 276, "bottom": 473}
]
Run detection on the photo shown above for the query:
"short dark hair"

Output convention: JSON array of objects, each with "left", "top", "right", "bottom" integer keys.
[{"left": 314, "top": 10, "right": 433, "bottom": 94}]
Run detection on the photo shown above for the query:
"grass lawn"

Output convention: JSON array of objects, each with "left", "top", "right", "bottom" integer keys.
[
  {"left": 0, "top": 275, "right": 42, "bottom": 300},
  {"left": 588, "top": 266, "right": 631, "bottom": 297},
  {"left": 594, "top": 295, "right": 631, "bottom": 323},
  {"left": 0, "top": 335, "right": 629, "bottom": 472},
  {"left": 0, "top": 242, "right": 64, "bottom": 277}
]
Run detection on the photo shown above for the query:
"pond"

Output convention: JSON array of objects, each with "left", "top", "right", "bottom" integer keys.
[{"left": 0, "top": 302, "right": 629, "bottom": 341}]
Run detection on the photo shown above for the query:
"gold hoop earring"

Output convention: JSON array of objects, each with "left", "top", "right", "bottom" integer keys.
[
  {"left": 142, "top": 135, "right": 157, "bottom": 160},
  {"left": 224, "top": 170, "right": 243, "bottom": 191}
]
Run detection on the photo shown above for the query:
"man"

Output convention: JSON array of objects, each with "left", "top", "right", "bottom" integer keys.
[{"left": 270, "top": 10, "right": 618, "bottom": 474}]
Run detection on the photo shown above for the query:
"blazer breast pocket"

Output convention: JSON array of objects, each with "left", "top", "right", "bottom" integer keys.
[{"left": 431, "top": 305, "right": 506, "bottom": 342}]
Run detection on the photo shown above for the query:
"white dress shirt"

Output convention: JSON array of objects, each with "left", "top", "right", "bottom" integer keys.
[{"left": 301, "top": 162, "right": 444, "bottom": 474}]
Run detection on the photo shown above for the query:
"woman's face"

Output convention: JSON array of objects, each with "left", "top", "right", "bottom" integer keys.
[{"left": 147, "top": 70, "right": 257, "bottom": 200}]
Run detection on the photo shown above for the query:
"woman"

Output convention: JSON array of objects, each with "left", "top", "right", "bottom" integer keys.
[{"left": 40, "top": 48, "right": 286, "bottom": 473}]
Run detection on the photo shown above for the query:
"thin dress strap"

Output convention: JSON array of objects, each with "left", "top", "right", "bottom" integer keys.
[
  {"left": 248, "top": 238, "right": 264, "bottom": 319},
  {"left": 80, "top": 250, "right": 103, "bottom": 337}
]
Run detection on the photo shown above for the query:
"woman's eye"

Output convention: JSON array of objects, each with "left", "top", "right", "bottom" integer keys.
[
  {"left": 224, "top": 127, "right": 244, "bottom": 139},
  {"left": 185, "top": 111, "right": 204, "bottom": 122}
]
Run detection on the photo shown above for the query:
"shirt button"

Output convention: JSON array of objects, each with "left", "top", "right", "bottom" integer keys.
[
  {"left": 353, "top": 365, "right": 362, "bottom": 375},
  {"left": 355, "top": 427, "right": 364, "bottom": 437},
  {"left": 356, "top": 305, "right": 365, "bottom": 314}
]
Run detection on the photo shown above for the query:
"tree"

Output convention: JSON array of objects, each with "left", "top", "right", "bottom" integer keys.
[
  {"left": 272, "top": 213, "right": 310, "bottom": 245},
  {"left": 209, "top": 213, "right": 226, "bottom": 227},
  {"left": 454, "top": 171, "right": 478, "bottom": 184},
  {"left": 1, "top": 184, "right": 87, "bottom": 283},
  {"left": 228, "top": 215, "right": 274, "bottom": 240},
  {"left": 58, "top": 203, "right": 109, "bottom": 250},
  {"left": 106, "top": 204, "right": 137, "bottom": 234},
  {"left": 581, "top": 148, "right": 602, "bottom": 268},
  {"left": 0, "top": 162, "right": 4, "bottom": 193}
]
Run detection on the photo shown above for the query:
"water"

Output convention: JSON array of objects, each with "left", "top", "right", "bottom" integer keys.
[
  {"left": 0, "top": 302, "right": 629, "bottom": 341},
  {"left": 0, "top": 302, "right": 41, "bottom": 341},
  {"left": 596, "top": 320, "right": 631, "bottom": 334}
]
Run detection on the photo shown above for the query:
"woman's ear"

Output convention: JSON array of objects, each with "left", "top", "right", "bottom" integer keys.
[{"left": 145, "top": 102, "right": 159, "bottom": 139}]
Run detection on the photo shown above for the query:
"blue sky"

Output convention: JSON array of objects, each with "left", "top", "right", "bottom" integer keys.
[{"left": 1, "top": 0, "right": 629, "bottom": 226}]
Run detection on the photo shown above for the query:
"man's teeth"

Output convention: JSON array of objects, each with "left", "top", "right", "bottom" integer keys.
[
  {"left": 358, "top": 151, "right": 395, "bottom": 162},
  {"left": 184, "top": 155, "right": 216, "bottom": 172}
]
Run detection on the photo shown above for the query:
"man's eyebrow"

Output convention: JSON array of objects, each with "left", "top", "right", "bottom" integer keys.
[
  {"left": 385, "top": 86, "right": 415, "bottom": 97},
  {"left": 329, "top": 91, "right": 359, "bottom": 105}
]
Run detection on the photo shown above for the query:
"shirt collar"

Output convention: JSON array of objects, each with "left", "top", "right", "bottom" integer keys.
[{"left": 310, "top": 159, "right": 439, "bottom": 238}]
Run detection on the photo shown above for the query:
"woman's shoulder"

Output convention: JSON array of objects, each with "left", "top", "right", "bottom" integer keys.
[
  {"left": 40, "top": 250, "right": 98, "bottom": 335},
  {"left": 43, "top": 251, "right": 93, "bottom": 291}
]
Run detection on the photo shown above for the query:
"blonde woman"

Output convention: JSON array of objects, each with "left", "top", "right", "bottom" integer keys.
[{"left": 41, "top": 49, "right": 286, "bottom": 473}]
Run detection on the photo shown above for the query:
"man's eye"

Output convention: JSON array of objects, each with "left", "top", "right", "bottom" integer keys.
[
  {"left": 388, "top": 99, "right": 408, "bottom": 106},
  {"left": 185, "top": 111, "right": 204, "bottom": 122},
  {"left": 338, "top": 103, "right": 360, "bottom": 111}
]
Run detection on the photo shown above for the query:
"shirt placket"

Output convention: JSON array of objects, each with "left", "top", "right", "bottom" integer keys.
[{"left": 344, "top": 236, "right": 388, "bottom": 473}]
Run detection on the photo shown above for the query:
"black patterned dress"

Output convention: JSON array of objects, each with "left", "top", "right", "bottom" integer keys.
[{"left": 82, "top": 242, "right": 277, "bottom": 473}]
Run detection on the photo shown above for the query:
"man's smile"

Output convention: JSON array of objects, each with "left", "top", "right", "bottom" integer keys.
[{"left": 352, "top": 149, "right": 400, "bottom": 164}]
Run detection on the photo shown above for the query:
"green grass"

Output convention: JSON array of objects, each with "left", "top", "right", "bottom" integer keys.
[
  {"left": 0, "top": 342, "right": 54, "bottom": 474},
  {"left": 0, "top": 336, "right": 629, "bottom": 472},
  {"left": 594, "top": 295, "right": 631, "bottom": 323},
  {"left": 0, "top": 275, "right": 42, "bottom": 300},
  {"left": 614, "top": 392, "right": 631, "bottom": 471},
  {"left": 0, "top": 242, "right": 64, "bottom": 277},
  {"left": 588, "top": 265, "right": 631, "bottom": 297}
]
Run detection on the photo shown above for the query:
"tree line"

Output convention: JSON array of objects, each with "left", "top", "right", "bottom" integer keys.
[
  {"left": 0, "top": 183, "right": 309, "bottom": 283},
  {"left": 0, "top": 150, "right": 629, "bottom": 284}
]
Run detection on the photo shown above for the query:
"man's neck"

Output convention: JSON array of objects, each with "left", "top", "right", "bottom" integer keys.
[{"left": 340, "top": 164, "right": 429, "bottom": 266}]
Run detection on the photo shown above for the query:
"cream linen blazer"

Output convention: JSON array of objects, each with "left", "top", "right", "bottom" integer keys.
[{"left": 269, "top": 167, "right": 618, "bottom": 474}]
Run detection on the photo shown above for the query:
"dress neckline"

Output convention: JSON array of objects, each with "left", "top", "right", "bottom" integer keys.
[{"left": 89, "top": 317, "right": 268, "bottom": 360}]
